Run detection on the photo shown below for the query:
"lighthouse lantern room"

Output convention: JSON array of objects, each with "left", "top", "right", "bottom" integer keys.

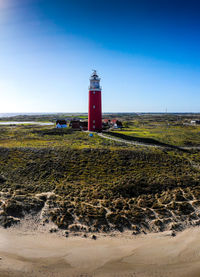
[{"left": 88, "top": 70, "right": 102, "bottom": 132}]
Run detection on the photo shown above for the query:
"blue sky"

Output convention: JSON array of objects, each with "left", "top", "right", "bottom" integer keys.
[{"left": 0, "top": 0, "right": 200, "bottom": 113}]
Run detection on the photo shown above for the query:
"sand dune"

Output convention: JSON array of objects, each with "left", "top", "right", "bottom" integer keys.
[{"left": 1, "top": 228, "right": 200, "bottom": 276}]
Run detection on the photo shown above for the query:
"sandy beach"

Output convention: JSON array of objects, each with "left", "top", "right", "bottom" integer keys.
[{"left": 0, "top": 228, "right": 200, "bottom": 277}]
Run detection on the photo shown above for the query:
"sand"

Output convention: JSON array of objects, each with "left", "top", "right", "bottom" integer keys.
[{"left": 1, "top": 228, "right": 200, "bottom": 277}]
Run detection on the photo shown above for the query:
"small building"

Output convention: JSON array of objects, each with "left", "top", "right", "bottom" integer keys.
[
  {"left": 103, "top": 118, "right": 122, "bottom": 129},
  {"left": 70, "top": 120, "right": 81, "bottom": 130},
  {"left": 191, "top": 120, "right": 200, "bottom": 125},
  {"left": 103, "top": 119, "right": 111, "bottom": 124},
  {"left": 80, "top": 121, "right": 88, "bottom": 131},
  {"left": 111, "top": 119, "right": 123, "bottom": 128},
  {"left": 70, "top": 120, "right": 88, "bottom": 130},
  {"left": 56, "top": 119, "right": 67, "bottom": 128}
]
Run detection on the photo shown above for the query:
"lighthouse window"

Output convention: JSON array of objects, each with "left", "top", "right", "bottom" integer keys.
[
  {"left": 93, "top": 91, "right": 95, "bottom": 94},
  {"left": 93, "top": 105, "right": 95, "bottom": 109},
  {"left": 93, "top": 125, "right": 95, "bottom": 129},
  {"left": 93, "top": 120, "right": 95, "bottom": 123}
]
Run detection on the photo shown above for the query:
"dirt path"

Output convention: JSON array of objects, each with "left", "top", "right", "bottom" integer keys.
[
  {"left": 98, "top": 132, "right": 200, "bottom": 151},
  {"left": 98, "top": 133, "right": 160, "bottom": 148}
]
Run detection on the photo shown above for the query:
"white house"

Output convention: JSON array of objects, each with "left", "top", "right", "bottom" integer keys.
[{"left": 56, "top": 120, "right": 67, "bottom": 128}]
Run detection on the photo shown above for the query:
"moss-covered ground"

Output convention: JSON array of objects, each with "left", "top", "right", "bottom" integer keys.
[
  {"left": 110, "top": 118, "right": 200, "bottom": 147},
  {"left": 0, "top": 115, "right": 200, "bottom": 234},
  {"left": 0, "top": 125, "right": 125, "bottom": 149}
]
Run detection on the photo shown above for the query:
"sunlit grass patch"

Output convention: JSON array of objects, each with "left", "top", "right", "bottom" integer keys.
[{"left": 111, "top": 123, "right": 200, "bottom": 147}]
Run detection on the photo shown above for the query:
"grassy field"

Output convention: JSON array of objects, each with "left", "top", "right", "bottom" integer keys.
[
  {"left": 0, "top": 132, "right": 200, "bottom": 233},
  {"left": 110, "top": 119, "right": 200, "bottom": 147},
  {"left": 0, "top": 125, "right": 127, "bottom": 149},
  {"left": 0, "top": 115, "right": 200, "bottom": 233}
]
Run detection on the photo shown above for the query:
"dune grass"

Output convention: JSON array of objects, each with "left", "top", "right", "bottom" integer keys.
[
  {"left": 0, "top": 125, "right": 127, "bottom": 149},
  {"left": 1, "top": 118, "right": 200, "bottom": 232},
  {"left": 111, "top": 121, "right": 200, "bottom": 147}
]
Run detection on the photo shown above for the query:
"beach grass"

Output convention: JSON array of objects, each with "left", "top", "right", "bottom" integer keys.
[{"left": 111, "top": 120, "right": 200, "bottom": 147}]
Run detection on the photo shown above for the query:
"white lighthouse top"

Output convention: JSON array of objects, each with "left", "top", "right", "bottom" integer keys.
[{"left": 89, "top": 70, "right": 101, "bottom": 91}]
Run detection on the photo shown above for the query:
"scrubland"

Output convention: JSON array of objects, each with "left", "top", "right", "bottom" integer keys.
[{"left": 0, "top": 114, "right": 200, "bottom": 235}]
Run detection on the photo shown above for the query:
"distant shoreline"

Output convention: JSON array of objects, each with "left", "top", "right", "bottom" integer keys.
[{"left": 0, "top": 112, "right": 200, "bottom": 118}]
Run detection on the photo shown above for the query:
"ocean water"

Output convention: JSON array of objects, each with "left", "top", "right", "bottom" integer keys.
[
  {"left": 0, "top": 122, "right": 54, "bottom": 125},
  {"left": 0, "top": 113, "right": 54, "bottom": 125},
  {"left": 0, "top": 113, "right": 51, "bottom": 118}
]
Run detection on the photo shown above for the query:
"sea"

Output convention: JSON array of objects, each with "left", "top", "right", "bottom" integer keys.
[
  {"left": 0, "top": 113, "right": 54, "bottom": 125},
  {"left": 0, "top": 113, "right": 52, "bottom": 118}
]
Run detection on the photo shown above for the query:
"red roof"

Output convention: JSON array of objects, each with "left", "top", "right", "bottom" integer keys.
[{"left": 103, "top": 119, "right": 110, "bottom": 123}]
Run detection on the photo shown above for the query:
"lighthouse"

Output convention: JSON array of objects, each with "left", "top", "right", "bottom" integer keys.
[{"left": 88, "top": 70, "right": 102, "bottom": 132}]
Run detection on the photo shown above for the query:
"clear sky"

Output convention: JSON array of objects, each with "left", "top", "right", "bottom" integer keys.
[{"left": 0, "top": 0, "right": 200, "bottom": 113}]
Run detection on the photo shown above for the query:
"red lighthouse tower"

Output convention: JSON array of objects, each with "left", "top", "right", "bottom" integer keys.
[{"left": 88, "top": 70, "right": 102, "bottom": 132}]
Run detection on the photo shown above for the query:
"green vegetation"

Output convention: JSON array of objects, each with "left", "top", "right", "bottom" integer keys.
[
  {"left": 0, "top": 146, "right": 198, "bottom": 195},
  {"left": 0, "top": 125, "right": 125, "bottom": 149},
  {"left": 111, "top": 116, "right": 200, "bottom": 147},
  {"left": 0, "top": 114, "right": 200, "bottom": 234},
  {"left": 0, "top": 143, "right": 200, "bottom": 233}
]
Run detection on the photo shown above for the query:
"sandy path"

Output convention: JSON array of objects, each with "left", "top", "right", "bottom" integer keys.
[
  {"left": 98, "top": 132, "right": 200, "bottom": 151},
  {"left": 98, "top": 133, "right": 158, "bottom": 148},
  {"left": 1, "top": 228, "right": 200, "bottom": 276}
]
